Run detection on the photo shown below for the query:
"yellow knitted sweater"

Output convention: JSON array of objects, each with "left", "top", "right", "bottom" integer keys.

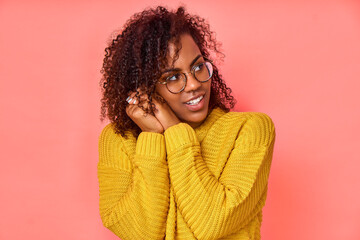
[{"left": 98, "top": 108, "right": 276, "bottom": 240}]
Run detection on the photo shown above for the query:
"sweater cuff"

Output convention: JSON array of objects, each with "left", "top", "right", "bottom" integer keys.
[
  {"left": 164, "top": 123, "right": 198, "bottom": 154},
  {"left": 136, "top": 132, "right": 166, "bottom": 159}
]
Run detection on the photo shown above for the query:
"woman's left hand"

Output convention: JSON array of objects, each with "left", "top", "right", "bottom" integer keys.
[{"left": 152, "top": 94, "right": 181, "bottom": 131}]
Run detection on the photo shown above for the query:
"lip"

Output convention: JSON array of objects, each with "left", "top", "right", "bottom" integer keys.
[
  {"left": 184, "top": 95, "right": 205, "bottom": 111},
  {"left": 184, "top": 93, "right": 205, "bottom": 103}
]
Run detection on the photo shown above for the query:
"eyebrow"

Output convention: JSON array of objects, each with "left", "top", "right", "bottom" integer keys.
[{"left": 162, "top": 54, "right": 203, "bottom": 74}]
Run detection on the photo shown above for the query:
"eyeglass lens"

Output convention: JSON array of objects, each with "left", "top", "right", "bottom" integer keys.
[{"left": 167, "top": 62, "right": 213, "bottom": 93}]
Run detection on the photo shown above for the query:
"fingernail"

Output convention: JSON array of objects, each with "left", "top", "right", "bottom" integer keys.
[
  {"left": 133, "top": 99, "right": 137, "bottom": 104},
  {"left": 126, "top": 96, "right": 131, "bottom": 101},
  {"left": 127, "top": 97, "right": 132, "bottom": 103}
]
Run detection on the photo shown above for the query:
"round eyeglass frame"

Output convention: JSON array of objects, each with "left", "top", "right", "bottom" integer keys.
[{"left": 158, "top": 59, "right": 214, "bottom": 94}]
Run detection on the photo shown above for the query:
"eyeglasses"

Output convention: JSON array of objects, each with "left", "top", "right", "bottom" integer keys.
[{"left": 158, "top": 59, "right": 214, "bottom": 94}]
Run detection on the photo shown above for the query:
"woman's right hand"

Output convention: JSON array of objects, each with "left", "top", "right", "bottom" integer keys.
[{"left": 125, "top": 91, "right": 164, "bottom": 134}]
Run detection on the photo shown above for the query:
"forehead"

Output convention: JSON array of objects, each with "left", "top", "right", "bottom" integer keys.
[{"left": 167, "top": 34, "right": 201, "bottom": 66}]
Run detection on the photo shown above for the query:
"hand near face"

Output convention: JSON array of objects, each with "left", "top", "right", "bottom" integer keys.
[
  {"left": 125, "top": 91, "right": 164, "bottom": 134},
  {"left": 152, "top": 93, "right": 181, "bottom": 131},
  {"left": 125, "top": 91, "right": 180, "bottom": 134}
]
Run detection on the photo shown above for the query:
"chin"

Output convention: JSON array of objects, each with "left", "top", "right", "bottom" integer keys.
[{"left": 181, "top": 105, "right": 210, "bottom": 128}]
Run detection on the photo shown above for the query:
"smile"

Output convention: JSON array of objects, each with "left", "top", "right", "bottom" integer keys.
[{"left": 185, "top": 95, "right": 204, "bottom": 105}]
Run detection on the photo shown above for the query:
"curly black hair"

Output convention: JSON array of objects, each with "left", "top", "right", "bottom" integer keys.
[{"left": 99, "top": 6, "right": 236, "bottom": 137}]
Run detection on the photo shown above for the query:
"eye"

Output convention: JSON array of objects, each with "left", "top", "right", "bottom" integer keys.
[
  {"left": 193, "top": 62, "right": 205, "bottom": 72},
  {"left": 167, "top": 73, "right": 182, "bottom": 81}
]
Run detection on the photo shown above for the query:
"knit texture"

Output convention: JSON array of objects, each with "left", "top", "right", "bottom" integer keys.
[{"left": 98, "top": 108, "right": 276, "bottom": 240}]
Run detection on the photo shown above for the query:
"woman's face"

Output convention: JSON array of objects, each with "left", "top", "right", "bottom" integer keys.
[{"left": 155, "top": 34, "right": 212, "bottom": 128}]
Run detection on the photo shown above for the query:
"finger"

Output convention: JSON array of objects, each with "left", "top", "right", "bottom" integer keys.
[
  {"left": 126, "top": 91, "right": 139, "bottom": 104},
  {"left": 126, "top": 97, "right": 138, "bottom": 105},
  {"left": 127, "top": 89, "right": 151, "bottom": 104},
  {"left": 125, "top": 102, "right": 138, "bottom": 115},
  {"left": 126, "top": 96, "right": 133, "bottom": 104}
]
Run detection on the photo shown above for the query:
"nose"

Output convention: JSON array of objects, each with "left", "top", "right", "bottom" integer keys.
[{"left": 184, "top": 72, "right": 202, "bottom": 92}]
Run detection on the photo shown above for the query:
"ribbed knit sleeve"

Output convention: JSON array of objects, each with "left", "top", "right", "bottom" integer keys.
[
  {"left": 164, "top": 112, "right": 275, "bottom": 240},
  {"left": 97, "top": 124, "right": 170, "bottom": 240}
]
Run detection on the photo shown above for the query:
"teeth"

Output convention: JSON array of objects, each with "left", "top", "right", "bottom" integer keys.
[{"left": 186, "top": 95, "right": 203, "bottom": 105}]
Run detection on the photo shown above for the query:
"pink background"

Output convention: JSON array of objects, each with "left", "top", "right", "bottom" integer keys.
[{"left": 1, "top": 0, "right": 359, "bottom": 239}]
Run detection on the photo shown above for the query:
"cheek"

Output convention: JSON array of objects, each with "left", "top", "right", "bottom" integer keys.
[
  {"left": 155, "top": 85, "right": 169, "bottom": 100},
  {"left": 205, "top": 80, "right": 212, "bottom": 95},
  {"left": 164, "top": 95, "right": 182, "bottom": 109},
  {"left": 155, "top": 85, "right": 180, "bottom": 106}
]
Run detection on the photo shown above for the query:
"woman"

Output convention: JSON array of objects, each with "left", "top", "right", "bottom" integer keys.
[{"left": 98, "top": 6, "right": 276, "bottom": 240}]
